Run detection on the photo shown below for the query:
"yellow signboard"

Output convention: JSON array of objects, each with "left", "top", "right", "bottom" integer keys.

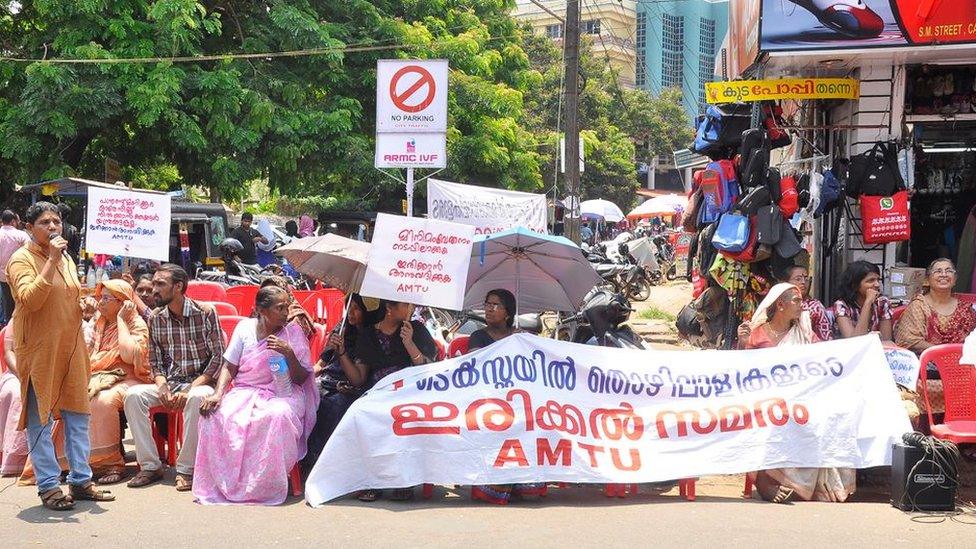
[{"left": 705, "top": 78, "right": 860, "bottom": 104}]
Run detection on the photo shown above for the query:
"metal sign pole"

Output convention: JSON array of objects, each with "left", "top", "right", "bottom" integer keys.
[{"left": 406, "top": 167, "right": 415, "bottom": 218}]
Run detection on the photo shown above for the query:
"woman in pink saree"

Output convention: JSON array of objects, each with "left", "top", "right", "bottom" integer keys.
[{"left": 193, "top": 286, "right": 317, "bottom": 505}]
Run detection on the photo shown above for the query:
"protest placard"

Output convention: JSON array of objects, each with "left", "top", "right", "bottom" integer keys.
[
  {"left": 427, "top": 179, "right": 547, "bottom": 235},
  {"left": 884, "top": 346, "right": 921, "bottom": 389},
  {"left": 360, "top": 213, "right": 475, "bottom": 310},
  {"left": 305, "top": 334, "right": 910, "bottom": 505},
  {"left": 85, "top": 186, "right": 171, "bottom": 261}
]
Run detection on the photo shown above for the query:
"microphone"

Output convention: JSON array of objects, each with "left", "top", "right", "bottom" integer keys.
[{"left": 49, "top": 231, "right": 70, "bottom": 259}]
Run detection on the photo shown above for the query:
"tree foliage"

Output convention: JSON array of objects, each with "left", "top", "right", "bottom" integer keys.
[{"left": 0, "top": 1, "right": 691, "bottom": 213}]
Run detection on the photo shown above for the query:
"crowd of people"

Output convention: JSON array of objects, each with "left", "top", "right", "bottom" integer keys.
[{"left": 0, "top": 201, "right": 973, "bottom": 510}]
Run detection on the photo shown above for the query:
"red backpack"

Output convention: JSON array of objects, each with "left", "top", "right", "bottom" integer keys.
[{"left": 778, "top": 175, "right": 799, "bottom": 218}]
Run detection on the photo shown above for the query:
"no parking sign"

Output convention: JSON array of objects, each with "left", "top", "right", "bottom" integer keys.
[{"left": 376, "top": 59, "right": 448, "bottom": 133}]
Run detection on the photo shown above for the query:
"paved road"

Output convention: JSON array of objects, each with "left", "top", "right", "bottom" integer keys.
[{"left": 2, "top": 472, "right": 974, "bottom": 549}]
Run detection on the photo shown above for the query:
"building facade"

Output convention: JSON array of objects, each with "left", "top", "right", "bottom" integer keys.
[
  {"left": 513, "top": 0, "right": 638, "bottom": 88},
  {"left": 636, "top": 0, "right": 729, "bottom": 120}
]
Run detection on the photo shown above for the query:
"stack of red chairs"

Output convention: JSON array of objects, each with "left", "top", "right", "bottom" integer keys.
[
  {"left": 225, "top": 285, "right": 259, "bottom": 317},
  {"left": 185, "top": 280, "right": 228, "bottom": 303}
]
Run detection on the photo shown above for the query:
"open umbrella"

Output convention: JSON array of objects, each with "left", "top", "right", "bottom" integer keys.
[
  {"left": 580, "top": 199, "right": 625, "bottom": 223},
  {"left": 627, "top": 194, "right": 687, "bottom": 219},
  {"left": 276, "top": 234, "right": 371, "bottom": 293},
  {"left": 464, "top": 226, "right": 603, "bottom": 313}
]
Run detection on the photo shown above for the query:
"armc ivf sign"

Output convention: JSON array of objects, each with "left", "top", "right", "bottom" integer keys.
[{"left": 375, "top": 59, "right": 448, "bottom": 169}]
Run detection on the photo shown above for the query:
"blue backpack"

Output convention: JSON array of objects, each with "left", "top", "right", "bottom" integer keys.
[
  {"left": 815, "top": 168, "right": 843, "bottom": 217},
  {"left": 692, "top": 104, "right": 752, "bottom": 157},
  {"left": 698, "top": 159, "right": 740, "bottom": 225}
]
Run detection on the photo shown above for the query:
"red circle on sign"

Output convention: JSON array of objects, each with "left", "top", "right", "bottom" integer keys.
[{"left": 389, "top": 65, "right": 436, "bottom": 114}]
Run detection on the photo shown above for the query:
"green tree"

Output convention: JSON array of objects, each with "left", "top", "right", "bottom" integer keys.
[{"left": 0, "top": 0, "right": 545, "bottom": 210}]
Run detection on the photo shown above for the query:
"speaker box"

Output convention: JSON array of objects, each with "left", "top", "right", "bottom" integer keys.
[{"left": 891, "top": 442, "right": 957, "bottom": 512}]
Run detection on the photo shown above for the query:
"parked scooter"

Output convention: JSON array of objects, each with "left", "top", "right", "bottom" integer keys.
[
  {"left": 557, "top": 289, "right": 645, "bottom": 349},
  {"left": 195, "top": 238, "right": 296, "bottom": 287}
]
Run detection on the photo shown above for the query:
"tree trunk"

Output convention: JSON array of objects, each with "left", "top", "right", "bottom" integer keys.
[{"left": 209, "top": 184, "right": 222, "bottom": 203}]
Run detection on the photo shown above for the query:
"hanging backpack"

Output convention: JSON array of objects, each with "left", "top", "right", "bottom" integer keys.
[
  {"left": 756, "top": 204, "right": 782, "bottom": 245},
  {"left": 815, "top": 167, "right": 844, "bottom": 217},
  {"left": 847, "top": 141, "right": 905, "bottom": 198},
  {"left": 738, "top": 129, "right": 770, "bottom": 189},
  {"left": 778, "top": 174, "right": 800, "bottom": 218},
  {"left": 692, "top": 103, "right": 752, "bottom": 158},
  {"left": 762, "top": 102, "right": 792, "bottom": 149},
  {"left": 712, "top": 213, "right": 751, "bottom": 253},
  {"left": 698, "top": 160, "right": 739, "bottom": 225}
]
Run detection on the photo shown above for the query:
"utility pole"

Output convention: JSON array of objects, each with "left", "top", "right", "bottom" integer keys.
[{"left": 563, "top": 0, "right": 581, "bottom": 245}]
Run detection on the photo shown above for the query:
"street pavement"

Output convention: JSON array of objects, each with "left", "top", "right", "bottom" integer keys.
[{"left": 2, "top": 471, "right": 975, "bottom": 548}]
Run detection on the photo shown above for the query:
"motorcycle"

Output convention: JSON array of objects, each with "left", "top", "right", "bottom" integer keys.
[
  {"left": 556, "top": 289, "right": 645, "bottom": 349},
  {"left": 195, "top": 238, "right": 298, "bottom": 287}
]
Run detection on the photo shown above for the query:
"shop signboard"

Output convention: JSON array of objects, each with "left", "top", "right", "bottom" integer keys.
[
  {"left": 761, "top": 0, "right": 976, "bottom": 52},
  {"left": 705, "top": 77, "right": 860, "bottom": 104}
]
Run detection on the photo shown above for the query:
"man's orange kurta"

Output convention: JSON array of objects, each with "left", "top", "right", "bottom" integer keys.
[{"left": 7, "top": 241, "right": 89, "bottom": 430}]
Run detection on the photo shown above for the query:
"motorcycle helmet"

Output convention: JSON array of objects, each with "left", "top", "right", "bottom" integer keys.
[{"left": 219, "top": 238, "right": 245, "bottom": 255}]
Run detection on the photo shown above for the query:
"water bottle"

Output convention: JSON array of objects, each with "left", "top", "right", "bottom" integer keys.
[
  {"left": 268, "top": 353, "right": 292, "bottom": 397},
  {"left": 86, "top": 265, "right": 97, "bottom": 288}
]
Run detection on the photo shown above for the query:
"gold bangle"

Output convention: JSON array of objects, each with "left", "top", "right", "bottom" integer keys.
[{"left": 411, "top": 352, "right": 423, "bottom": 361}]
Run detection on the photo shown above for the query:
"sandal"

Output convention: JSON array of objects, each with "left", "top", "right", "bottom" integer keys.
[
  {"left": 127, "top": 469, "right": 163, "bottom": 488},
  {"left": 174, "top": 473, "right": 193, "bottom": 492},
  {"left": 388, "top": 487, "right": 414, "bottom": 501},
  {"left": 40, "top": 488, "right": 75, "bottom": 511},
  {"left": 772, "top": 486, "right": 794, "bottom": 504},
  {"left": 357, "top": 489, "right": 380, "bottom": 502},
  {"left": 96, "top": 469, "right": 126, "bottom": 485},
  {"left": 69, "top": 482, "right": 116, "bottom": 502}
]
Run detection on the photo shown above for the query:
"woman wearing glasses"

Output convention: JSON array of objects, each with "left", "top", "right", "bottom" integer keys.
[
  {"left": 468, "top": 289, "right": 518, "bottom": 352},
  {"left": 20, "top": 279, "right": 150, "bottom": 488},
  {"left": 783, "top": 264, "right": 832, "bottom": 342},
  {"left": 896, "top": 258, "right": 976, "bottom": 354}
]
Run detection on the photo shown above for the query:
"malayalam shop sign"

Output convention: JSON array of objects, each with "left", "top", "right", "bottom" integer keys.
[
  {"left": 706, "top": 78, "right": 860, "bottom": 104},
  {"left": 375, "top": 59, "right": 448, "bottom": 169}
]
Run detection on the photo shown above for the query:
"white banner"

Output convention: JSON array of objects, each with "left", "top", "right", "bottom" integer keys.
[
  {"left": 306, "top": 334, "right": 911, "bottom": 505},
  {"left": 85, "top": 186, "right": 171, "bottom": 261},
  {"left": 427, "top": 179, "right": 548, "bottom": 235},
  {"left": 376, "top": 59, "right": 448, "bottom": 133},
  {"left": 360, "top": 213, "right": 475, "bottom": 310}
]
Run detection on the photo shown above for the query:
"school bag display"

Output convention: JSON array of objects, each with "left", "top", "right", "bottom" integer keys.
[
  {"left": 692, "top": 103, "right": 752, "bottom": 157},
  {"left": 698, "top": 160, "right": 740, "bottom": 225}
]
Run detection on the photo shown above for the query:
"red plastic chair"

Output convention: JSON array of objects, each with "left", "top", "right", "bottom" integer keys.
[
  {"left": 309, "top": 324, "right": 328, "bottom": 361},
  {"left": 201, "top": 301, "right": 240, "bottom": 317},
  {"left": 219, "top": 315, "right": 248, "bottom": 344},
  {"left": 447, "top": 336, "right": 469, "bottom": 358},
  {"left": 891, "top": 304, "right": 907, "bottom": 329},
  {"left": 186, "top": 280, "right": 228, "bottom": 303},
  {"left": 149, "top": 407, "right": 184, "bottom": 466},
  {"left": 225, "top": 285, "right": 260, "bottom": 317},
  {"left": 301, "top": 290, "right": 346, "bottom": 330},
  {"left": 920, "top": 344, "right": 976, "bottom": 444},
  {"left": 289, "top": 464, "right": 303, "bottom": 497},
  {"left": 292, "top": 290, "right": 315, "bottom": 306}
]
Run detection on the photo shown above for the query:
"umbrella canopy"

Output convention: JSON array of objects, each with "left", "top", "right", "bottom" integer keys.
[
  {"left": 465, "top": 227, "right": 603, "bottom": 313},
  {"left": 276, "top": 234, "right": 371, "bottom": 293},
  {"left": 580, "top": 199, "right": 625, "bottom": 222},
  {"left": 627, "top": 194, "right": 687, "bottom": 219}
]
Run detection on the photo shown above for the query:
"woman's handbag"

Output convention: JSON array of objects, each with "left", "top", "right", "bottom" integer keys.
[
  {"left": 711, "top": 213, "right": 751, "bottom": 253},
  {"left": 847, "top": 141, "right": 905, "bottom": 198},
  {"left": 756, "top": 204, "right": 782, "bottom": 245},
  {"left": 860, "top": 190, "right": 911, "bottom": 244}
]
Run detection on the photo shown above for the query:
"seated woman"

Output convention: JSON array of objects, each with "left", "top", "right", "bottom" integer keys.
[
  {"left": 347, "top": 299, "right": 437, "bottom": 502},
  {"left": 0, "top": 324, "right": 27, "bottom": 476},
  {"left": 895, "top": 258, "right": 976, "bottom": 353},
  {"left": 784, "top": 264, "right": 832, "bottom": 342},
  {"left": 832, "top": 260, "right": 893, "bottom": 342},
  {"left": 467, "top": 289, "right": 545, "bottom": 505},
  {"left": 193, "top": 286, "right": 316, "bottom": 505},
  {"left": 258, "top": 276, "right": 315, "bottom": 341},
  {"left": 20, "top": 280, "right": 151, "bottom": 486},
  {"left": 738, "top": 283, "right": 854, "bottom": 503},
  {"left": 300, "top": 293, "right": 377, "bottom": 477}
]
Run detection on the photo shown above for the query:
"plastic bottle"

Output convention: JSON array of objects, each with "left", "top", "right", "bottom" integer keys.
[
  {"left": 86, "top": 265, "right": 97, "bottom": 288},
  {"left": 268, "top": 354, "right": 292, "bottom": 397}
]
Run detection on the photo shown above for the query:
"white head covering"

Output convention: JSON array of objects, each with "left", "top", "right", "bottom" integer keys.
[{"left": 751, "top": 282, "right": 815, "bottom": 346}]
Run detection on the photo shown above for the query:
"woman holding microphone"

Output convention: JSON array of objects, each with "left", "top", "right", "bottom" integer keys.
[{"left": 7, "top": 202, "right": 114, "bottom": 510}]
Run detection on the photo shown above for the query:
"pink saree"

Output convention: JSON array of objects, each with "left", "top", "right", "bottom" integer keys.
[{"left": 193, "top": 321, "right": 317, "bottom": 505}]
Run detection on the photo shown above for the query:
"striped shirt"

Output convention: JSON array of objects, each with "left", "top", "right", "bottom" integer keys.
[{"left": 149, "top": 298, "right": 224, "bottom": 385}]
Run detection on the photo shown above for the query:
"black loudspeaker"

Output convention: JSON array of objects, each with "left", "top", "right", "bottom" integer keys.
[{"left": 891, "top": 442, "right": 957, "bottom": 512}]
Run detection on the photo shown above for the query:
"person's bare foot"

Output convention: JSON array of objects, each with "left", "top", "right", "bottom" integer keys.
[{"left": 754, "top": 472, "right": 794, "bottom": 504}]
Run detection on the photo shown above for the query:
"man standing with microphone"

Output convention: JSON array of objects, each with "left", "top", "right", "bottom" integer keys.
[{"left": 7, "top": 202, "right": 114, "bottom": 510}]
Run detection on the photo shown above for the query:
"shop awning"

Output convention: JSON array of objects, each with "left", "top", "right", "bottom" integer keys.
[{"left": 18, "top": 177, "right": 166, "bottom": 197}]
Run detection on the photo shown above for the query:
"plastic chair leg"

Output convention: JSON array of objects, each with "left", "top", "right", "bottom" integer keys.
[
  {"left": 422, "top": 484, "right": 434, "bottom": 499},
  {"left": 678, "top": 479, "right": 696, "bottom": 501},
  {"left": 289, "top": 465, "right": 303, "bottom": 497},
  {"left": 743, "top": 475, "right": 754, "bottom": 498}
]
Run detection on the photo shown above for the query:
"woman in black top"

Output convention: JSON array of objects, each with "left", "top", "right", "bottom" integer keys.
[
  {"left": 351, "top": 299, "right": 437, "bottom": 502},
  {"left": 468, "top": 289, "right": 517, "bottom": 351}
]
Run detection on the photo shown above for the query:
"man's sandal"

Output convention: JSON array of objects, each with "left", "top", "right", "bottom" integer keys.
[
  {"left": 69, "top": 482, "right": 116, "bottom": 502},
  {"left": 96, "top": 470, "right": 126, "bottom": 485},
  {"left": 174, "top": 473, "right": 193, "bottom": 492},
  {"left": 40, "top": 488, "right": 75, "bottom": 511},
  {"left": 127, "top": 469, "right": 163, "bottom": 488}
]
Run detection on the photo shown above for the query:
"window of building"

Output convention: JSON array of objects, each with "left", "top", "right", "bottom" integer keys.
[
  {"left": 636, "top": 12, "right": 647, "bottom": 87},
  {"left": 698, "top": 18, "right": 716, "bottom": 111},
  {"left": 582, "top": 19, "right": 601, "bottom": 35},
  {"left": 545, "top": 23, "right": 563, "bottom": 39},
  {"left": 661, "top": 14, "right": 684, "bottom": 90}
]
